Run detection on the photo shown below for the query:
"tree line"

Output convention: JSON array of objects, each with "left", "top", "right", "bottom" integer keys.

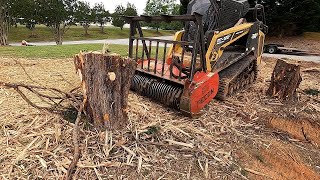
[
  {"left": 0, "top": 0, "right": 138, "bottom": 45},
  {"left": 1, "top": 0, "right": 318, "bottom": 46},
  {"left": 0, "top": 0, "right": 184, "bottom": 46},
  {"left": 256, "top": 0, "right": 320, "bottom": 36},
  {"left": 179, "top": 0, "right": 320, "bottom": 37}
]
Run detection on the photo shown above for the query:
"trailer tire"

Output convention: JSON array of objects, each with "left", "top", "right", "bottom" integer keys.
[{"left": 267, "top": 46, "right": 278, "bottom": 54}]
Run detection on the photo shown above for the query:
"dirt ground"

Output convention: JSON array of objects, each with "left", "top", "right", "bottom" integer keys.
[
  {"left": 0, "top": 56, "right": 320, "bottom": 179},
  {"left": 266, "top": 36, "right": 320, "bottom": 53}
]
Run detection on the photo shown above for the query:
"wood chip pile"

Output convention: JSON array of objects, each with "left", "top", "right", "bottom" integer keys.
[{"left": 0, "top": 57, "right": 319, "bottom": 179}]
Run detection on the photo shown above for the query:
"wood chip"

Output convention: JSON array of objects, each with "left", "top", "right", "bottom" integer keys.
[
  {"left": 121, "top": 145, "right": 136, "bottom": 156},
  {"left": 244, "top": 168, "right": 273, "bottom": 179},
  {"left": 137, "top": 156, "right": 142, "bottom": 173},
  {"left": 36, "top": 155, "right": 47, "bottom": 169},
  {"left": 15, "top": 137, "right": 40, "bottom": 163},
  {"left": 77, "top": 161, "right": 121, "bottom": 168},
  {"left": 165, "top": 139, "right": 194, "bottom": 148}
]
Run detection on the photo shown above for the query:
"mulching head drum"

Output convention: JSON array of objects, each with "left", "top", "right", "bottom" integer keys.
[{"left": 130, "top": 74, "right": 183, "bottom": 110}]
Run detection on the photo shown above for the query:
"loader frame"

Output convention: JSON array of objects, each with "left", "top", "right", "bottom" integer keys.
[{"left": 124, "top": 4, "right": 267, "bottom": 116}]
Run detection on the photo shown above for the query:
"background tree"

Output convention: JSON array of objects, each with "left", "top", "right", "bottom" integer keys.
[
  {"left": 261, "top": 0, "right": 320, "bottom": 36},
  {"left": 12, "top": 0, "right": 40, "bottom": 38},
  {"left": 294, "top": 0, "right": 320, "bottom": 33},
  {"left": 74, "top": 1, "right": 93, "bottom": 36},
  {"left": 0, "top": 0, "right": 21, "bottom": 45},
  {"left": 112, "top": 5, "right": 126, "bottom": 30},
  {"left": 0, "top": 0, "right": 10, "bottom": 45},
  {"left": 92, "top": 3, "right": 111, "bottom": 34},
  {"left": 179, "top": 0, "right": 190, "bottom": 15},
  {"left": 38, "top": 0, "right": 77, "bottom": 45},
  {"left": 144, "top": 0, "right": 176, "bottom": 32},
  {"left": 161, "top": 3, "right": 183, "bottom": 30},
  {"left": 124, "top": 3, "right": 138, "bottom": 16}
]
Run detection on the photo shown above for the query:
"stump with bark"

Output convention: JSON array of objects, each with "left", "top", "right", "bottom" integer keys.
[
  {"left": 74, "top": 52, "right": 136, "bottom": 130},
  {"left": 267, "top": 59, "right": 302, "bottom": 101}
]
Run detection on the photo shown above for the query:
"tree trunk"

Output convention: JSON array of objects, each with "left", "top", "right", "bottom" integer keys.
[
  {"left": 51, "top": 24, "right": 64, "bottom": 45},
  {"left": 55, "top": 34, "right": 63, "bottom": 45},
  {"left": 84, "top": 25, "right": 89, "bottom": 36},
  {"left": 267, "top": 59, "right": 302, "bottom": 101},
  {"left": 100, "top": 24, "right": 105, "bottom": 34},
  {"left": 0, "top": 23, "right": 8, "bottom": 46},
  {"left": 74, "top": 52, "right": 136, "bottom": 130},
  {"left": 0, "top": 9, "right": 8, "bottom": 46},
  {"left": 54, "top": 30, "right": 64, "bottom": 45}
]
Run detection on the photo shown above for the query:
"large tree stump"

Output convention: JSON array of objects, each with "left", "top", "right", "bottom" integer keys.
[
  {"left": 267, "top": 59, "right": 302, "bottom": 101},
  {"left": 74, "top": 52, "right": 136, "bottom": 130}
]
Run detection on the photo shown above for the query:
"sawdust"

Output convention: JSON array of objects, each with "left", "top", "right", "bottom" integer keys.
[
  {"left": 0, "top": 56, "right": 320, "bottom": 179},
  {"left": 237, "top": 140, "right": 320, "bottom": 180},
  {"left": 269, "top": 118, "right": 320, "bottom": 146}
]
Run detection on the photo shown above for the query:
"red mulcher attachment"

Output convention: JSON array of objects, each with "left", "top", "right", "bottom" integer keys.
[{"left": 125, "top": 14, "right": 219, "bottom": 116}]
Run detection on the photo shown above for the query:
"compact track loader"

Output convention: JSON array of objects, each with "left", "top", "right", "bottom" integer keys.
[{"left": 125, "top": 0, "right": 267, "bottom": 116}]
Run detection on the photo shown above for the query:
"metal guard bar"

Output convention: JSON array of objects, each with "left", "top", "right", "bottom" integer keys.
[
  {"left": 128, "top": 13, "right": 204, "bottom": 83},
  {"left": 132, "top": 37, "right": 191, "bottom": 83},
  {"left": 132, "top": 37, "right": 193, "bottom": 46},
  {"left": 125, "top": 15, "right": 197, "bottom": 23}
]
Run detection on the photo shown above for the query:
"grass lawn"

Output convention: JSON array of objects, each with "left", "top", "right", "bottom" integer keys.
[
  {"left": 0, "top": 44, "right": 128, "bottom": 58},
  {"left": 0, "top": 43, "right": 166, "bottom": 59},
  {"left": 8, "top": 25, "right": 174, "bottom": 43}
]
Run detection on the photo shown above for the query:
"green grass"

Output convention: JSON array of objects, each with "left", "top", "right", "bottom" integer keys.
[
  {"left": 8, "top": 25, "right": 174, "bottom": 43},
  {"left": 0, "top": 44, "right": 129, "bottom": 58},
  {"left": 304, "top": 88, "right": 320, "bottom": 96},
  {"left": 0, "top": 43, "right": 166, "bottom": 59}
]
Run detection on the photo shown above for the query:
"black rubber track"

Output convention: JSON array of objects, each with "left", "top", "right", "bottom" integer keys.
[{"left": 215, "top": 55, "right": 258, "bottom": 100}]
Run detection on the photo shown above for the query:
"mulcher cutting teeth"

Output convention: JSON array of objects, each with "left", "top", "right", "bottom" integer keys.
[{"left": 130, "top": 74, "right": 183, "bottom": 110}]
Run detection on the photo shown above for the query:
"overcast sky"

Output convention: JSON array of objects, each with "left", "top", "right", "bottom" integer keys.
[
  {"left": 82, "top": 0, "right": 179, "bottom": 14},
  {"left": 81, "top": 0, "right": 149, "bottom": 14}
]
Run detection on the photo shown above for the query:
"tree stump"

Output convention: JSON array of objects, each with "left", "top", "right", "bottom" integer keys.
[
  {"left": 267, "top": 59, "right": 302, "bottom": 101},
  {"left": 74, "top": 52, "right": 136, "bottom": 130}
]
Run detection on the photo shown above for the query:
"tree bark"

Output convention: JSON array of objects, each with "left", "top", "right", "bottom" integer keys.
[
  {"left": 0, "top": 23, "right": 8, "bottom": 46},
  {"left": 74, "top": 52, "right": 136, "bottom": 130},
  {"left": 54, "top": 28, "right": 63, "bottom": 45},
  {"left": 0, "top": 8, "right": 8, "bottom": 46},
  {"left": 267, "top": 59, "right": 302, "bottom": 101},
  {"left": 49, "top": 23, "right": 66, "bottom": 45},
  {"left": 100, "top": 23, "right": 105, "bottom": 34},
  {"left": 83, "top": 25, "right": 89, "bottom": 36},
  {"left": 54, "top": 34, "right": 63, "bottom": 45}
]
